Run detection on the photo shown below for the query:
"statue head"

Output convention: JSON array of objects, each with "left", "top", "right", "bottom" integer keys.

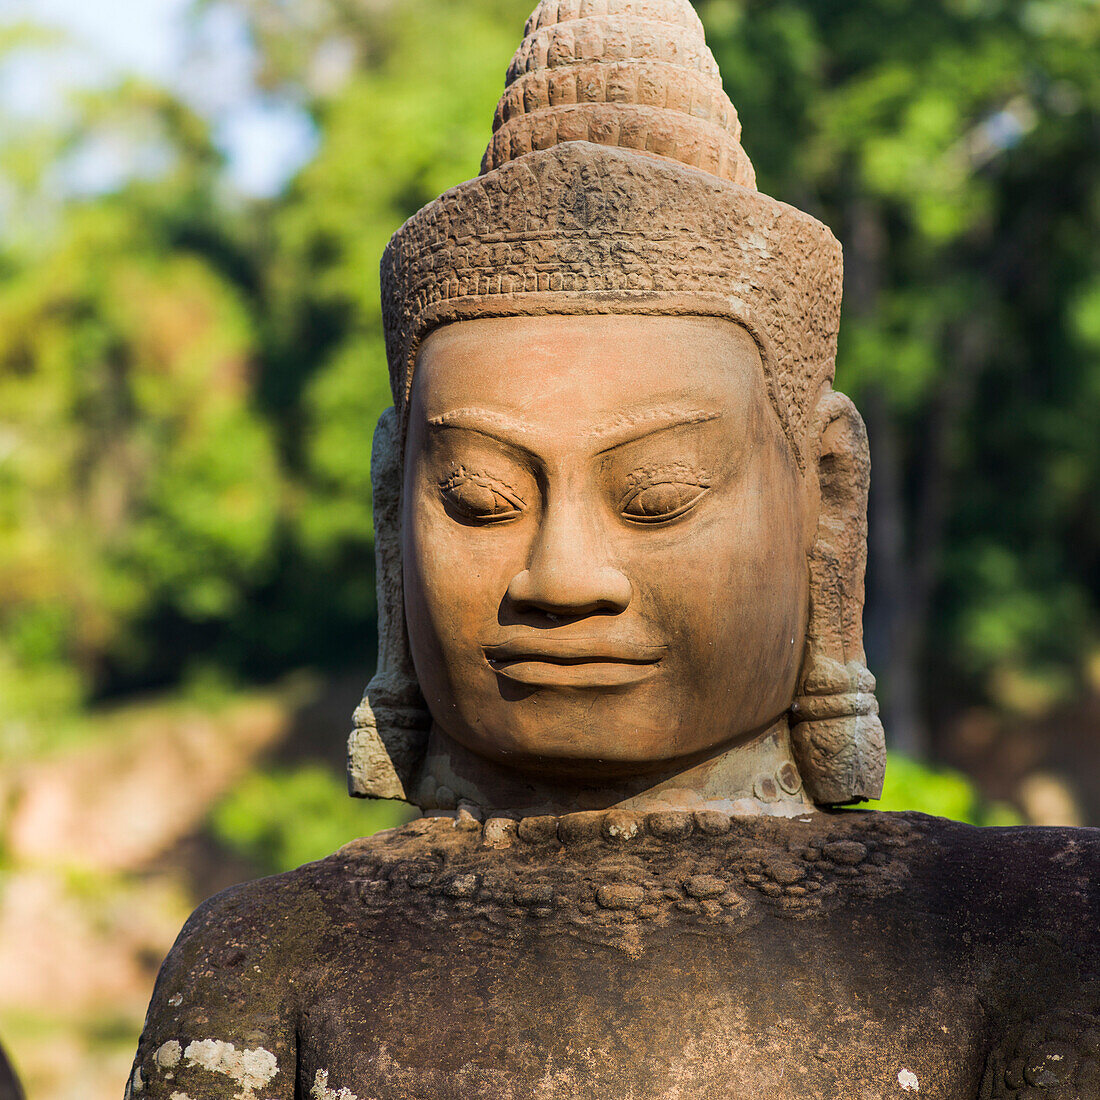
[{"left": 350, "top": 0, "right": 885, "bottom": 815}]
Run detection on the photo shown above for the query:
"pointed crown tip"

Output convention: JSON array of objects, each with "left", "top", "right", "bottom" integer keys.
[
  {"left": 524, "top": 0, "right": 706, "bottom": 36},
  {"left": 483, "top": 0, "right": 755, "bottom": 188}
]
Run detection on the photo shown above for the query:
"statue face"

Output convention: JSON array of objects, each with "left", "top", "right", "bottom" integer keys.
[{"left": 402, "top": 314, "right": 812, "bottom": 780}]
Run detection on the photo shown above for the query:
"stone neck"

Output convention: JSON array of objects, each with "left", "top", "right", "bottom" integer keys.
[{"left": 408, "top": 716, "right": 815, "bottom": 819}]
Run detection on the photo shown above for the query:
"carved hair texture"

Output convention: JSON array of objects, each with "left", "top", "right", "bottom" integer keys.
[{"left": 351, "top": 0, "right": 885, "bottom": 807}]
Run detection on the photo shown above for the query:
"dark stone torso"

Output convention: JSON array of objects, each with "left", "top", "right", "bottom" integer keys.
[
  {"left": 0, "top": 1041, "right": 23, "bottom": 1100},
  {"left": 129, "top": 811, "right": 1100, "bottom": 1100}
]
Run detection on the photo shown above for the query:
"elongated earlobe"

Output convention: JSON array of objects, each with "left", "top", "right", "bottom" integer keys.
[
  {"left": 348, "top": 406, "right": 431, "bottom": 800},
  {"left": 790, "top": 390, "right": 886, "bottom": 804}
]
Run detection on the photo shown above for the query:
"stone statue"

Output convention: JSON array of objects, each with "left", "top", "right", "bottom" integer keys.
[{"left": 129, "top": 3, "right": 1100, "bottom": 1098}]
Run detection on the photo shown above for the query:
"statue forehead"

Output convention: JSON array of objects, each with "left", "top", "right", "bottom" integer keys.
[{"left": 412, "top": 313, "right": 767, "bottom": 417}]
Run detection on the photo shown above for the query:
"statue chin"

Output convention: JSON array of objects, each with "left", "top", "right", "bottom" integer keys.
[{"left": 128, "top": 3, "right": 1100, "bottom": 1098}]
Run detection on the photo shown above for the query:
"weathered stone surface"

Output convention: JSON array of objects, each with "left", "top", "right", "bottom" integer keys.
[
  {"left": 128, "top": 812, "right": 1100, "bottom": 1099},
  {"left": 484, "top": 0, "right": 755, "bottom": 187}
]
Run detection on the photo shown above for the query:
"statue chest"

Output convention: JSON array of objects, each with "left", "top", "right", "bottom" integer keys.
[
  {"left": 295, "top": 914, "right": 986, "bottom": 1100},
  {"left": 130, "top": 816, "right": 1100, "bottom": 1100},
  {"left": 293, "top": 815, "right": 987, "bottom": 1099}
]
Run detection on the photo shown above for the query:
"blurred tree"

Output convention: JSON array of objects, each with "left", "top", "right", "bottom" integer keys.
[{"left": 0, "top": 78, "right": 281, "bottom": 743}]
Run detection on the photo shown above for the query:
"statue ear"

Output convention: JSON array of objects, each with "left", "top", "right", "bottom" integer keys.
[
  {"left": 348, "top": 406, "right": 431, "bottom": 801},
  {"left": 790, "top": 390, "right": 886, "bottom": 804}
]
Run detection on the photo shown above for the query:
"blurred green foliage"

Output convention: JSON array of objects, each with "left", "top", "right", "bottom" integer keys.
[
  {"left": 0, "top": 87, "right": 281, "bottom": 747},
  {"left": 1, "top": 0, "right": 1099, "bottom": 778},
  {"left": 874, "top": 754, "right": 1021, "bottom": 825},
  {"left": 210, "top": 765, "right": 413, "bottom": 875},
  {"left": 693, "top": 0, "right": 1100, "bottom": 751}
]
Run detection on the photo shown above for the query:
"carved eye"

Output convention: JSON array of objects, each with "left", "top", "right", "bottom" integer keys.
[
  {"left": 440, "top": 473, "right": 524, "bottom": 522},
  {"left": 621, "top": 481, "right": 709, "bottom": 523}
]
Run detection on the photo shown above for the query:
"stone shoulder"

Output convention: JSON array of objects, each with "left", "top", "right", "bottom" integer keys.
[
  {"left": 883, "top": 816, "right": 1100, "bottom": 1099},
  {"left": 157, "top": 856, "right": 345, "bottom": 974},
  {"left": 893, "top": 813, "right": 1100, "bottom": 912},
  {"left": 126, "top": 863, "right": 340, "bottom": 1099}
]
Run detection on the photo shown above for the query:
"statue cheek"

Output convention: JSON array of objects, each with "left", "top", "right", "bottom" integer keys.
[{"left": 647, "top": 483, "right": 806, "bottom": 688}]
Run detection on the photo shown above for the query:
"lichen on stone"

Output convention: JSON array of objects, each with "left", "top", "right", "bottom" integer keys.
[
  {"left": 311, "top": 1068, "right": 359, "bottom": 1100},
  {"left": 182, "top": 1039, "right": 279, "bottom": 1099}
]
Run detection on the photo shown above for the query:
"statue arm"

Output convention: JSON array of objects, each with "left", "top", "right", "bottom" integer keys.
[
  {"left": 125, "top": 875, "right": 308, "bottom": 1099},
  {"left": 969, "top": 829, "right": 1100, "bottom": 1099},
  {"left": 979, "top": 1001, "right": 1100, "bottom": 1098}
]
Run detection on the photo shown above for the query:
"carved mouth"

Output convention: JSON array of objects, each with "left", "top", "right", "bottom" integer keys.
[{"left": 483, "top": 637, "right": 665, "bottom": 688}]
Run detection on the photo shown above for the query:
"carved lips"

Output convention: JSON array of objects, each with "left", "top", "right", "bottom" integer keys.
[{"left": 483, "top": 636, "right": 666, "bottom": 688}]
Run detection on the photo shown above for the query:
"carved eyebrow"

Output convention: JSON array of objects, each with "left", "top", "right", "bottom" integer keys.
[
  {"left": 427, "top": 408, "right": 531, "bottom": 435},
  {"left": 589, "top": 408, "right": 721, "bottom": 451},
  {"left": 424, "top": 408, "right": 542, "bottom": 462}
]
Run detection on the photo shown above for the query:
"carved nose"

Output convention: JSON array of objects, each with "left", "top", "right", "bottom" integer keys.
[
  {"left": 506, "top": 507, "right": 632, "bottom": 617},
  {"left": 506, "top": 564, "right": 632, "bottom": 617}
]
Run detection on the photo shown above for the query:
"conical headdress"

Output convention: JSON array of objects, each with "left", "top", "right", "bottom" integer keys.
[{"left": 354, "top": 0, "right": 880, "bottom": 808}]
